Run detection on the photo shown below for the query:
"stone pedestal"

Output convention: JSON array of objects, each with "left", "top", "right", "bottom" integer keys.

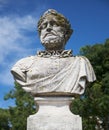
[{"left": 27, "top": 96, "right": 82, "bottom": 130}]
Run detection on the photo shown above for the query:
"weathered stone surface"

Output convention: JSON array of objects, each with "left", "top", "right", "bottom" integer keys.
[
  {"left": 11, "top": 55, "right": 96, "bottom": 96},
  {"left": 27, "top": 97, "right": 82, "bottom": 130},
  {"left": 11, "top": 9, "right": 96, "bottom": 96},
  {"left": 11, "top": 9, "right": 96, "bottom": 130}
]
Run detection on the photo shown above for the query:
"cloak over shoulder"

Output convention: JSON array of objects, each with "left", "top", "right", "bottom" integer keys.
[{"left": 11, "top": 56, "right": 96, "bottom": 95}]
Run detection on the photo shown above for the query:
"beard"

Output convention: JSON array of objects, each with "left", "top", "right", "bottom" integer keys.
[{"left": 41, "top": 35, "right": 66, "bottom": 50}]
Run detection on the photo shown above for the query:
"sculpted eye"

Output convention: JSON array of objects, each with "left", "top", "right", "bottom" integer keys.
[
  {"left": 53, "top": 21, "right": 59, "bottom": 27},
  {"left": 53, "top": 23, "right": 58, "bottom": 27},
  {"left": 41, "top": 23, "right": 47, "bottom": 29},
  {"left": 49, "top": 21, "right": 59, "bottom": 27}
]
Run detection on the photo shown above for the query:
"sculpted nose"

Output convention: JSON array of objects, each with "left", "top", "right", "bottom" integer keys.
[{"left": 46, "top": 23, "right": 52, "bottom": 32}]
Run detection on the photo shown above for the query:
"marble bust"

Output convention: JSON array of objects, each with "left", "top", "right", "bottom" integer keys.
[{"left": 11, "top": 9, "right": 96, "bottom": 96}]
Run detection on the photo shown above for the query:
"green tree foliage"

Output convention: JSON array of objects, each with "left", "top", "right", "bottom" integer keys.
[
  {"left": 71, "top": 39, "right": 109, "bottom": 130},
  {"left": 0, "top": 108, "right": 10, "bottom": 130},
  {"left": 4, "top": 82, "right": 36, "bottom": 130}
]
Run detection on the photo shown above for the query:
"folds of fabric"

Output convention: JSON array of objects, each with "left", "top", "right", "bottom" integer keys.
[{"left": 11, "top": 56, "right": 96, "bottom": 95}]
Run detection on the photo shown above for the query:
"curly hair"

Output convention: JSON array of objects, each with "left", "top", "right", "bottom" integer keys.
[{"left": 37, "top": 9, "right": 73, "bottom": 43}]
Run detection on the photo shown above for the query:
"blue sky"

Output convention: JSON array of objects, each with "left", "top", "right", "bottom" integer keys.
[{"left": 0, "top": 0, "right": 109, "bottom": 108}]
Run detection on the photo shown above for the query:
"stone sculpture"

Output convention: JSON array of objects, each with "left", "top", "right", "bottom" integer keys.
[
  {"left": 11, "top": 9, "right": 96, "bottom": 130},
  {"left": 11, "top": 9, "right": 96, "bottom": 96}
]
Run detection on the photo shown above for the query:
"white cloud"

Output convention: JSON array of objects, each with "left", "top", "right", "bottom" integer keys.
[
  {"left": 0, "top": 15, "right": 37, "bottom": 61},
  {"left": 0, "top": 15, "right": 38, "bottom": 86}
]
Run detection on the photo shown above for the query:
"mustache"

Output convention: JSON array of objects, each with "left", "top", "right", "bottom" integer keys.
[{"left": 43, "top": 31, "right": 58, "bottom": 38}]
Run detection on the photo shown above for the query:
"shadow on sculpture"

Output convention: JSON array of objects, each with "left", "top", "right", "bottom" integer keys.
[{"left": 11, "top": 9, "right": 96, "bottom": 130}]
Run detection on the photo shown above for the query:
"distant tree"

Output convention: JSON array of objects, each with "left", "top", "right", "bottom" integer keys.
[
  {"left": 4, "top": 82, "right": 36, "bottom": 130},
  {"left": 0, "top": 108, "right": 10, "bottom": 130},
  {"left": 71, "top": 39, "right": 109, "bottom": 130}
]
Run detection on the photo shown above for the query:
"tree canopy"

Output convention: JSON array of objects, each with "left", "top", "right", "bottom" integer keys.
[{"left": 0, "top": 108, "right": 10, "bottom": 130}]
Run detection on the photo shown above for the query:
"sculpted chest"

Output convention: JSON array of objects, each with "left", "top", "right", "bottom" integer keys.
[{"left": 27, "top": 57, "right": 73, "bottom": 80}]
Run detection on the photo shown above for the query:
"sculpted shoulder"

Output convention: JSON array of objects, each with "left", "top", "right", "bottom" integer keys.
[
  {"left": 74, "top": 55, "right": 90, "bottom": 62},
  {"left": 12, "top": 55, "right": 37, "bottom": 71},
  {"left": 17, "top": 55, "right": 35, "bottom": 64},
  {"left": 11, "top": 55, "right": 37, "bottom": 83}
]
